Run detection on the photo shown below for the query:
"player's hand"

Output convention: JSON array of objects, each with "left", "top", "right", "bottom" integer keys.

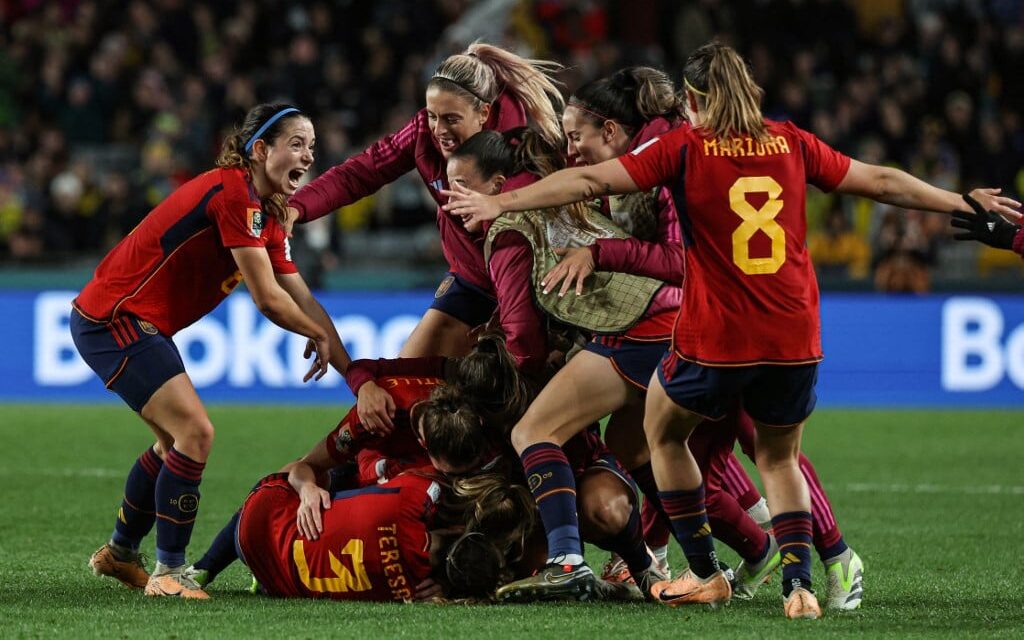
[
  {"left": 413, "top": 577, "right": 445, "bottom": 601},
  {"left": 541, "top": 247, "right": 595, "bottom": 297},
  {"left": 302, "top": 337, "right": 331, "bottom": 382},
  {"left": 283, "top": 206, "right": 300, "bottom": 237},
  {"left": 296, "top": 484, "right": 331, "bottom": 540},
  {"left": 441, "top": 183, "right": 503, "bottom": 225},
  {"left": 356, "top": 380, "right": 396, "bottom": 435},
  {"left": 952, "top": 194, "right": 1021, "bottom": 250},
  {"left": 964, "top": 188, "right": 1022, "bottom": 223}
]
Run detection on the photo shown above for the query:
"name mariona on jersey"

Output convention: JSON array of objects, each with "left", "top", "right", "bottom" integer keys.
[{"left": 702, "top": 135, "right": 792, "bottom": 158}]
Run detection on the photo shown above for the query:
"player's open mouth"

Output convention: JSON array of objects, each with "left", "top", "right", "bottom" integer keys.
[
  {"left": 287, "top": 168, "right": 306, "bottom": 190},
  {"left": 437, "top": 136, "right": 457, "bottom": 152}
]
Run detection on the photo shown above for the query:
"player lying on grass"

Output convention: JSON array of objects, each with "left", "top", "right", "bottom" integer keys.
[
  {"left": 76, "top": 103, "right": 351, "bottom": 600},
  {"left": 443, "top": 42, "right": 1020, "bottom": 618}
]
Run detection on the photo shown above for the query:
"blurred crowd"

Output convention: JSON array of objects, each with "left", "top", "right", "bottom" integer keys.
[{"left": 0, "top": 0, "right": 1022, "bottom": 289}]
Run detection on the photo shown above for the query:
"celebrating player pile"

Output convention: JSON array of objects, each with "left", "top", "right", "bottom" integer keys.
[{"left": 81, "top": 40, "right": 1020, "bottom": 618}]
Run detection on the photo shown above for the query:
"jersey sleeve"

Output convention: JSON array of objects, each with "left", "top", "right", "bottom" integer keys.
[
  {"left": 344, "top": 357, "right": 448, "bottom": 394},
  {"left": 290, "top": 112, "right": 422, "bottom": 222},
  {"left": 265, "top": 229, "right": 298, "bottom": 275},
  {"left": 795, "top": 126, "right": 852, "bottom": 192},
  {"left": 488, "top": 230, "right": 548, "bottom": 374},
  {"left": 590, "top": 188, "right": 684, "bottom": 283},
  {"left": 1014, "top": 226, "right": 1024, "bottom": 258},
  {"left": 208, "top": 190, "right": 269, "bottom": 249},
  {"left": 617, "top": 127, "right": 687, "bottom": 191}
]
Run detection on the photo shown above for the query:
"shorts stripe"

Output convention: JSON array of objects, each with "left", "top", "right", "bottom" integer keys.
[{"left": 104, "top": 357, "right": 129, "bottom": 388}]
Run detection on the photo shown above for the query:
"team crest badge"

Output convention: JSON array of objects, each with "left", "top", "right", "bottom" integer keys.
[
  {"left": 246, "top": 208, "right": 265, "bottom": 238},
  {"left": 434, "top": 275, "right": 455, "bottom": 299},
  {"left": 137, "top": 320, "right": 158, "bottom": 335}
]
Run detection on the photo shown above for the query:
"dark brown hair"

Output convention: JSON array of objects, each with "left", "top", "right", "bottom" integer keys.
[
  {"left": 569, "top": 66, "right": 680, "bottom": 137},
  {"left": 216, "top": 103, "right": 308, "bottom": 222},
  {"left": 412, "top": 385, "right": 489, "bottom": 471}
]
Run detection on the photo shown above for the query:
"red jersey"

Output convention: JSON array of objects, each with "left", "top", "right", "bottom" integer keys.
[
  {"left": 238, "top": 473, "right": 440, "bottom": 601},
  {"left": 325, "top": 374, "right": 441, "bottom": 485},
  {"left": 74, "top": 167, "right": 296, "bottom": 335},
  {"left": 619, "top": 120, "right": 851, "bottom": 365},
  {"left": 290, "top": 93, "right": 528, "bottom": 293}
]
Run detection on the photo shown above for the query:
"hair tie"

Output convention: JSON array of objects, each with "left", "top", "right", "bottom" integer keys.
[
  {"left": 244, "top": 107, "right": 300, "bottom": 154},
  {"left": 431, "top": 74, "right": 490, "bottom": 104},
  {"left": 684, "top": 78, "right": 708, "bottom": 97},
  {"left": 569, "top": 102, "right": 611, "bottom": 123}
]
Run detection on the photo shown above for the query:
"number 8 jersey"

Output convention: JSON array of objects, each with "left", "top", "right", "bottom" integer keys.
[{"left": 619, "top": 121, "right": 851, "bottom": 366}]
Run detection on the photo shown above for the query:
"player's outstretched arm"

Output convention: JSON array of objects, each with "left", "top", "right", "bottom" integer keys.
[
  {"left": 231, "top": 247, "right": 330, "bottom": 381},
  {"left": 276, "top": 272, "right": 353, "bottom": 379},
  {"left": 441, "top": 158, "right": 638, "bottom": 225},
  {"left": 836, "top": 159, "right": 1022, "bottom": 219},
  {"left": 952, "top": 194, "right": 1024, "bottom": 252}
]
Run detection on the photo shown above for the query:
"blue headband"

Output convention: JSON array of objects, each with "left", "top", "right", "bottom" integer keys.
[{"left": 244, "top": 107, "right": 300, "bottom": 154}]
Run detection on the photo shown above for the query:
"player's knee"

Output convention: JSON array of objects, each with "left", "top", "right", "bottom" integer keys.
[
  {"left": 580, "top": 488, "right": 631, "bottom": 540},
  {"left": 510, "top": 419, "right": 544, "bottom": 453},
  {"left": 178, "top": 416, "right": 215, "bottom": 458}
]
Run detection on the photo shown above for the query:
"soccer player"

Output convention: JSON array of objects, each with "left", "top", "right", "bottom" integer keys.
[
  {"left": 551, "top": 67, "right": 776, "bottom": 593},
  {"left": 442, "top": 43, "right": 1020, "bottom": 618},
  {"left": 236, "top": 472, "right": 505, "bottom": 601},
  {"left": 287, "top": 43, "right": 564, "bottom": 359},
  {"left": 446, "top": 73, "right": 778, "bottom": 602},
  {"left": 74, "top": 104, "right": 351, "bottom": 600},
  {"left": 952, "top": 193, "right": 1024, "bottom": 256}
]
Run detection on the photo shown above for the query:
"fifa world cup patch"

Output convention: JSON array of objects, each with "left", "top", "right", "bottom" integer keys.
[
  {"left": 434, "top": 275, "right": 455, "bottom": 299},
  {"left": 247, "top": 208, "right": 265, "bottom": 238}
]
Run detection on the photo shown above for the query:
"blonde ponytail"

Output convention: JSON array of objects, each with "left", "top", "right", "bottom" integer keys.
[
  {"left": 429, "top": 42, "right": 565, "bottom": 148},
  {"left": 684, "top": 43, "right": 767, "bottom": 141}
]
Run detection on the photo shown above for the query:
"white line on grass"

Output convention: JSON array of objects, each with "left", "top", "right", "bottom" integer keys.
[{"left": 844, "top": 482, "right": 1024, "bottom": 495}]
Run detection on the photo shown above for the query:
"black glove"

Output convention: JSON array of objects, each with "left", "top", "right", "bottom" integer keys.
[{"left": 951, "top": 194, "right": 1020, "bottom": 250}]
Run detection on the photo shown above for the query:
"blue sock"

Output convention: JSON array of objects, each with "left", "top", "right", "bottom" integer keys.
[
  {"left": 155, "top": 448, "right": 205, "bottom": 568},
  {"left": 593, "top": 504, "right": 651, "bottom": 576},
  {"left": 773, "top": 511, "right": 814, "bottom": 596},
  {"left": 193, "top": 510, "right": 240, "bottom": 580},
  {"left": 820, "top": 536, "right": 849, "bottom": 563},
  {"left": 520, "top": 442, "right": 582, "bottom": 564},
  {"left": 111, "top": 447, "right": 163, "bottom": 551},
  {"left": 659, "top": 486, "right": 720, "bottom": 578}
]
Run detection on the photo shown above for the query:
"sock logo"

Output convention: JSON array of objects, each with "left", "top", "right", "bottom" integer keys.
[
  {"left": 173, "top": 494, "right": 200, "bottom": 513},
  {"left": 692, "top": 522, "right": 712, "bottom": 539},
  {"left": 781, "top": 552, "right": 803, "bottom": 566},
  {"left": 527, "top": 472, "right": 552, "bottom": 492},
  {"left": 118, "top": 506, "right": 127, "bottom": 525}
]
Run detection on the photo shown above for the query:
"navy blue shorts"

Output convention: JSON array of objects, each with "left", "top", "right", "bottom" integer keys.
[
  {"left": 657, "top": 350, "right": 818, "bottom": 426},
  {"left": 428, "top": 272, "right": 497, "bottom": 328},
  {"left": 583, "top": 336, "right": 669, "bottom": 391},
  {"left": 70, "top": 308, "right": 186, "bottom": 412}
]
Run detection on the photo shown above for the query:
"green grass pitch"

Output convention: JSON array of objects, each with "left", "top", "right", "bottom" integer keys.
[{"left": 1, "top": 405, "right": 1022, "bottom": 638}]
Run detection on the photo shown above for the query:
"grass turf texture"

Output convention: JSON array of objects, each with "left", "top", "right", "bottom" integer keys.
[{"left": 1, "top": 405, "right": 1022, "bottom": 639}]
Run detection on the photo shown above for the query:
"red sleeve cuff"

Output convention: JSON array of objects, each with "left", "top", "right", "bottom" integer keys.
[
  {"left": 588, "top": 242, "right": 602, "bottom": 269},
  {"left": 1013, "top": 226, "right": 1024, "bottom": 258},
  {"left": 343, "top": 360, "right": 375, "bottom": 394}
]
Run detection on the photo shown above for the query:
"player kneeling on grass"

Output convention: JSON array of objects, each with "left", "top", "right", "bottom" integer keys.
[{"left": 75, "top": 104, "right": 352, "bottom": 600}]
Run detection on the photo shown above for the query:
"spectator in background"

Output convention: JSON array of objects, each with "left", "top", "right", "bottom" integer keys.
[
  {"left": 808, "top": 207, "right": 870, "bottom": 281},
  {"left": 872, "top": 209, "right": 937, "bottom": 294}
]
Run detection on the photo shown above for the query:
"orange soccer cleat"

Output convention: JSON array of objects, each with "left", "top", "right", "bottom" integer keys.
[
  {"left": 89, "top": 544, "right": 150, "bottom": 590},
  {"left": 649, "top": 569, "right": 731, "bottom": 608},
  {"left": 783, "top": 587, "right": 822, "bottom": 619}
]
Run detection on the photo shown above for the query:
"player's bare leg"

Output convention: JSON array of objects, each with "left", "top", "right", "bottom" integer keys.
[
  {"left": 398, "top": 309, "right": 477, "bottom": 358},
  {"left": 754, "top": 420, "right": 819, "bottom": 619},
  {"left": 642, "top": 375, "right": 731, "bottom": 607}
]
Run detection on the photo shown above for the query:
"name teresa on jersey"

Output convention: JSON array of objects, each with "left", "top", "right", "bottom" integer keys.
[{"left": 702, "top": 135, "right": 792, "bottom": 158}]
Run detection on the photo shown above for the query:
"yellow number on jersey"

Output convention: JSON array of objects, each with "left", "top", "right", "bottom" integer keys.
[
  {"left": 729, "top": 176, "right": 786, "bottom": 275},
  {"left": 292, "top": 538, "right": 373, "bottom": 593}
]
